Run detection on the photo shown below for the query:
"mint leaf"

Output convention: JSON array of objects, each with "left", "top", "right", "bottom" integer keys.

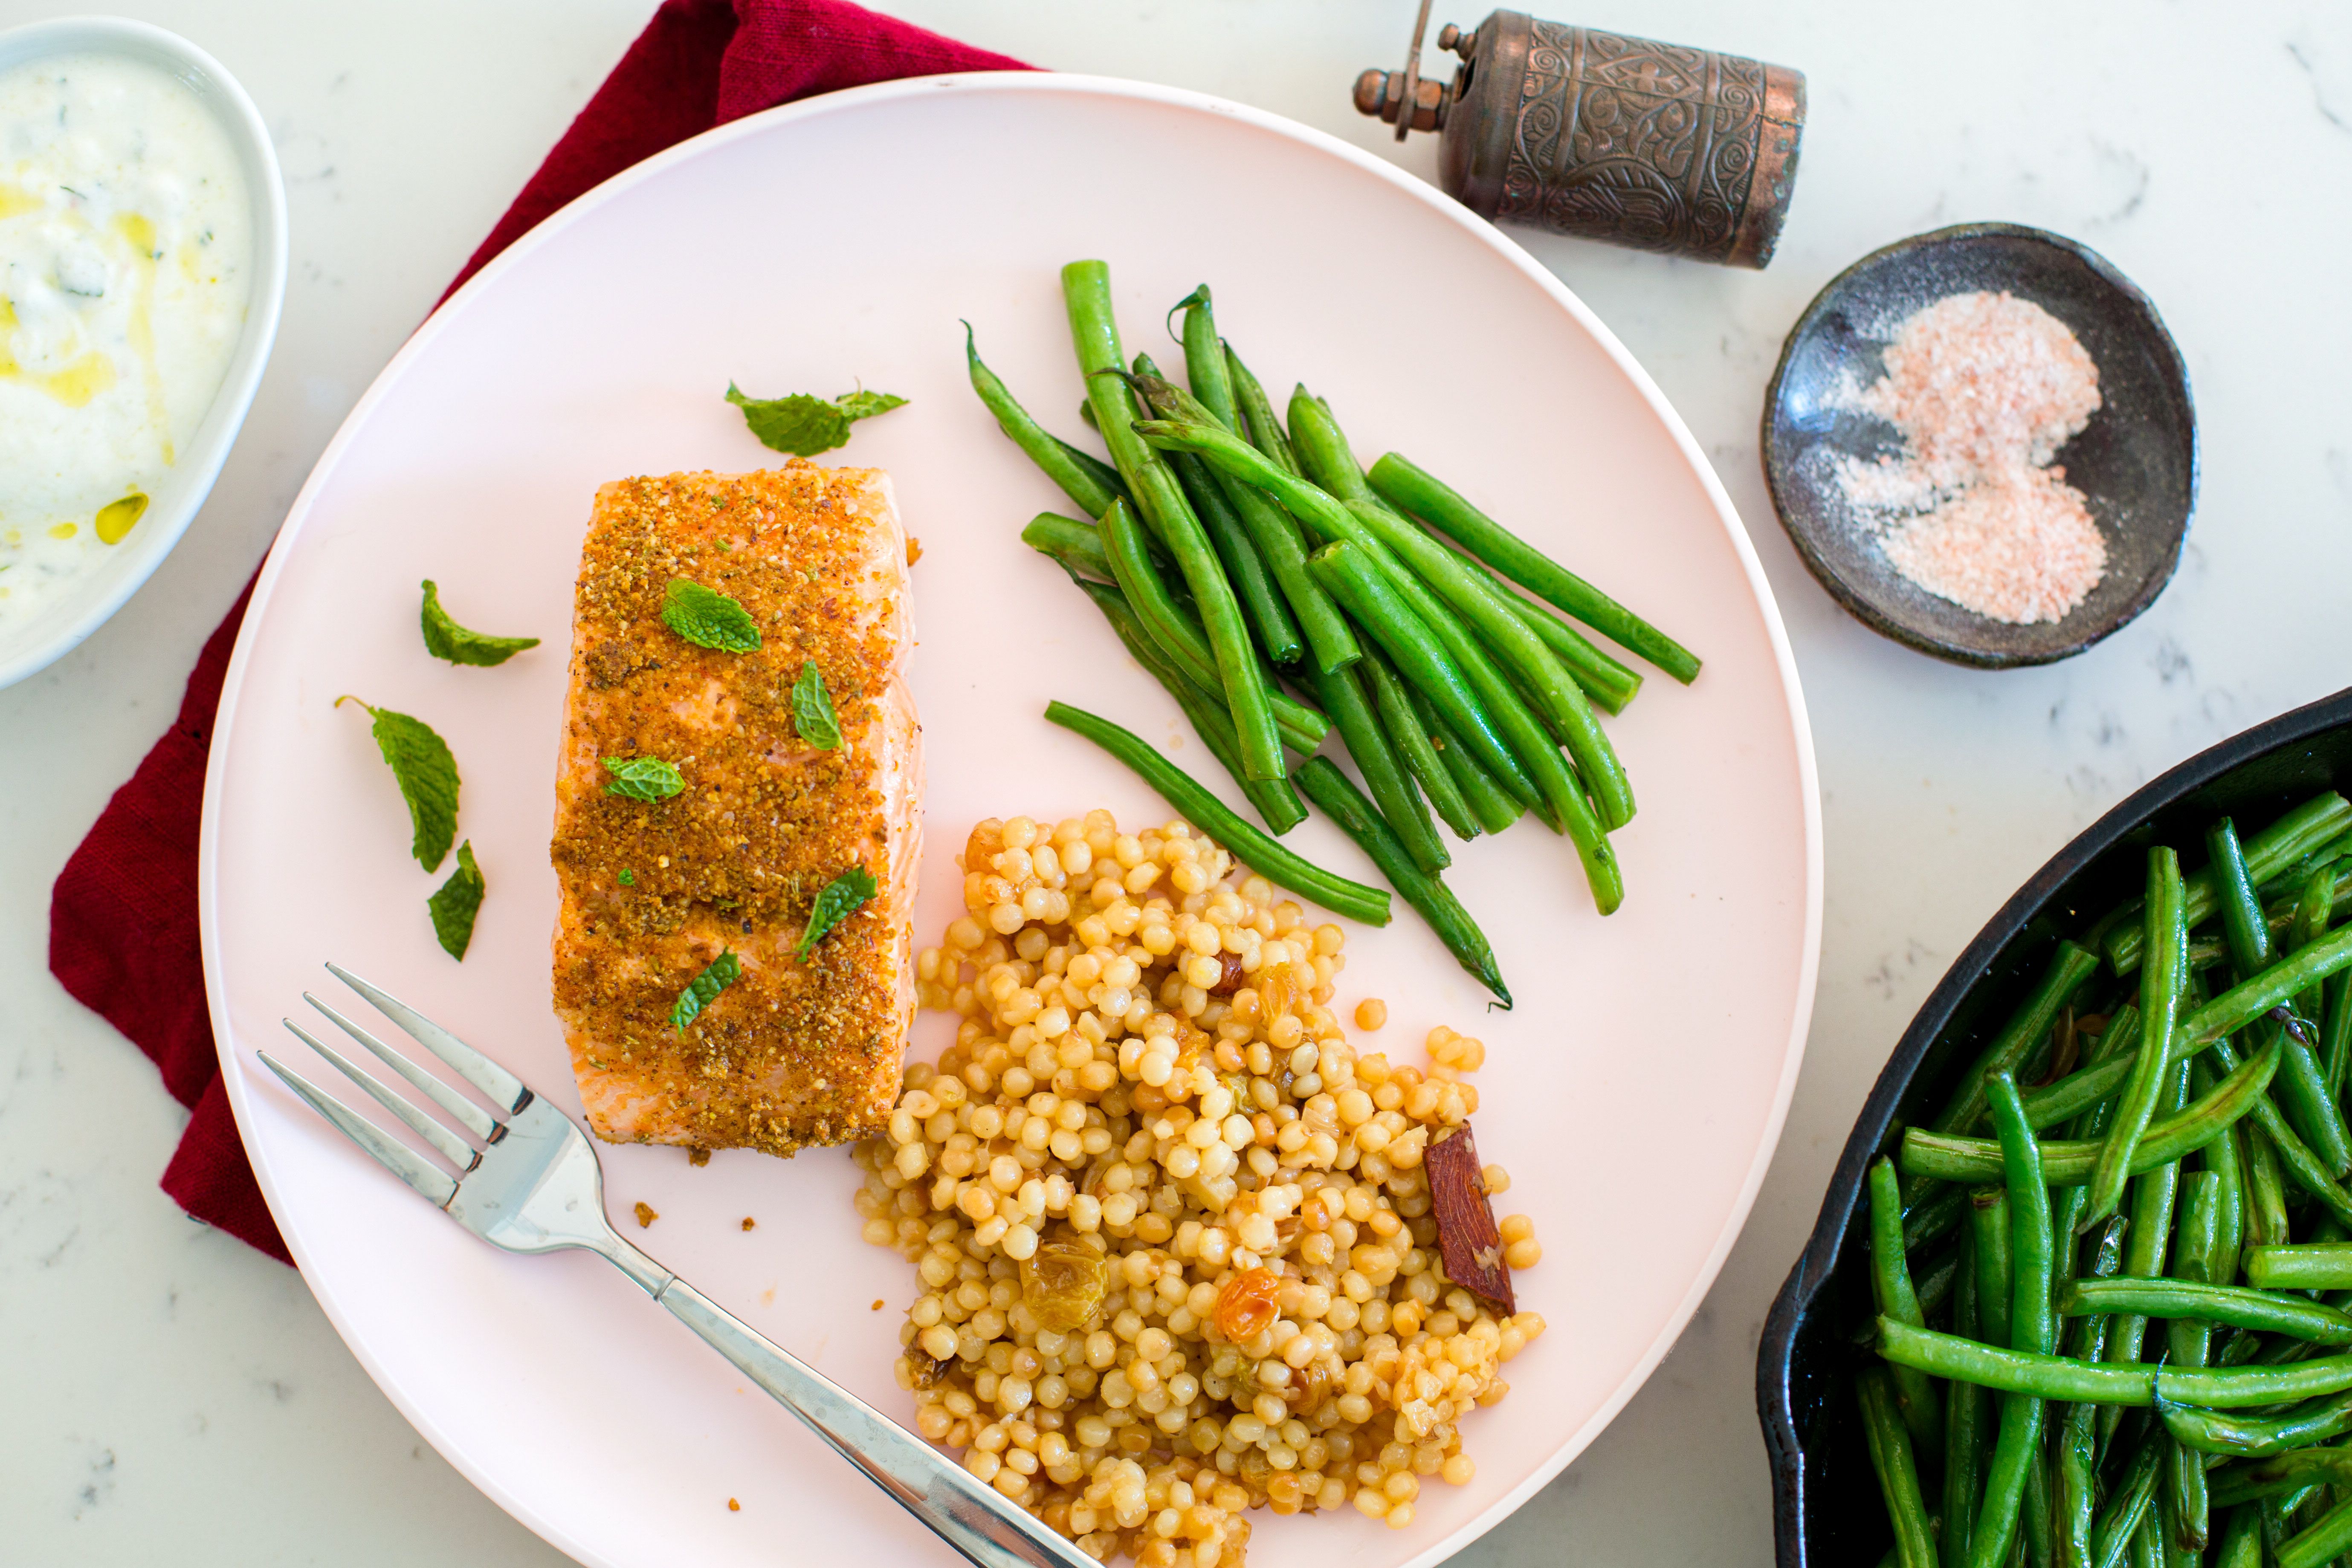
[
  {"left": 661, "top": 577, "right": 762, "bottom": 652},
  {"left": 339, "top": 696, "right": 459, "bottom": 872},
  {"left": 419, "top": 579, "right": 539, "bottom": 667},
  {"left": 428, "top": 841, "right": 484, "bottom": 959},
  {"left": 603, "top": 755, "right": 685, "bottom": 801},
  {"left": 798, "top": 865, "right": 878, "bottom": 960},
  {"left": 725, "top": 381, "right": 907, "bottom": 456},
  {"left": 835, "top": 389, "right": 908, "bottom": 422},
  {"left": 792, "top": 660, "right": 841, "bottom": 749},
  {"left": 672, "top": 948, "right": 742, "bottom": 1035}
]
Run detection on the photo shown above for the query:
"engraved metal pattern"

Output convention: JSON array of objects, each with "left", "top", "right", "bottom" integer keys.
[{"left": 1498, "top": 18, "right": 1767, "bottom": 263}]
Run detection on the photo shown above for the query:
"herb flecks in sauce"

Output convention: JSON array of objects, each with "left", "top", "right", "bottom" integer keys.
[{"left": 0, "top": 54, "right": 252, "bottom": 626}]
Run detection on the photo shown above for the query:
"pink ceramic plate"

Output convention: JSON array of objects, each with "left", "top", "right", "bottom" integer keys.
[{"left": 200, "top": 74, "right": 1820, "bottom": 1568}]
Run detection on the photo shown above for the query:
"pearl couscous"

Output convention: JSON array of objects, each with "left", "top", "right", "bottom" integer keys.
[{"left": 852, "top": 809, "right": 1544, "bottom": 1566}]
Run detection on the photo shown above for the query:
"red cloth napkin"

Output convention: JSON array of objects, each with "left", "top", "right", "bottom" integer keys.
[{"left": 47, "top": 0, "right": 1030, "bottom": 1266}]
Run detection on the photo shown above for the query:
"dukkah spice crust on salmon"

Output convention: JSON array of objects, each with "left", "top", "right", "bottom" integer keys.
[{"left": 549, "top": 463, "right": 919, "bottom": 1158}]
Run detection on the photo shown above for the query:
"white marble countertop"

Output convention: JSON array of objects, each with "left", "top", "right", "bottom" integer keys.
[{"left": 7, "top": 0, "right": 2352, "bottom": 1561}]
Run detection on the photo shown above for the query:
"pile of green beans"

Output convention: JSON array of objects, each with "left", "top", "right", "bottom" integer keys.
[
  {"left": 1858, "top": 793, "right": 2352, "bottom": 1568},
  {"left": 966, "top": 266, "right": 1699, "bottom": 997}
]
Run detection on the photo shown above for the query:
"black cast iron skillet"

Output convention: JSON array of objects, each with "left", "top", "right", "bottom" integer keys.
[{"left": 1756, "top": 683, "right": 2352, "bottom": 1566}]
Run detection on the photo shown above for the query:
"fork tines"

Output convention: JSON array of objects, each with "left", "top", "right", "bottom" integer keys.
[{"left": 259, "top": 963, "right": 527, "bottom": 1209}]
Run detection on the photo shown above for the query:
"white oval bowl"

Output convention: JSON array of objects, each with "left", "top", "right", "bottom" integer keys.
[{"left": 0, "top": 15, "right": 287, "bottom": 690}]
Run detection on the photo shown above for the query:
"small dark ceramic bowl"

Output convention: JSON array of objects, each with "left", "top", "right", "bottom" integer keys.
[
  {"left": 1762, "top": 223, "right": 2197, "bottom": 668},
  {"left": 1756, "top": 684, "right": 2352, "bottom": 1566}
]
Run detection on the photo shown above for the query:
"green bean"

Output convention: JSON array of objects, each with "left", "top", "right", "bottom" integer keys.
[
  {"left": 2214, "top": 819, "right": 2352, "bottom": 1179},
  {"left": 2090, "top": 850, "right": 2190, "bottom": 1228},
  {"left": 1348, "top": 456, "right": 1648, "bottom": 719},
  {"left": 1306, "top": 661, "right": 1449, "bottom": 874},
  {"left": 2289, "top": 867, "right": 2338, "bottom": 1021},
  {"left": 1366, "top": 451, "right": 1702, "bottom": 683},
  {"left": 2123, "top": 1512, "right": 2158, "bottom": 1568},
  {"left": 1974, "top": 1190, "right": 2016, "bottom": 1350},
  {"left": 2280, "top": 1493, "right": 2352, "bottom": 1568},
  {"left": 1915, "top": 1244, "right": 1961, "bottom": 1322},
  {"left": 1878, "top": 1316, "right": 2352, "bottom": 1406},
  {"left": 1042, "top": 702, "right": 1387, "bottom": 924},
  {"left": 2194, "top": 1057, "right": 2250, "bottom": 1288},
  {"left": 1359, "top": 645, "right": 1479, "bottom": 842},
  {"left": 1909, "top": 1183, "right": 1974, "bottom": 1256},
  {"left": 2327, "top": 967, "right": 2352, "bottom": 1111},
  {"left": 2161, "top": 1389, "right": 2352, "bottom": 1457},
  {"left": 2284, "top": 865, "right": 2352, "bottom": 1102},
  {"left": 1286, "top": 385, "right": 1378, "bottom": 505},
  {"left": 965, "top": 322, "right": 1128, "bottom": 521},
  {"left": 1484, "top": 570, "right": 1642, "bottom": 717},
  {"left": 2099, "top": 1060, "right": 2189, "bottom": 1454},
  {"left": 2059, "top": 1217, "right": 2132, "bottom": 1568},
  {"left": 1860, "top": 1365, "right": 1942, "bottom": 1568},
  {"left": 1289, "top": 393, "right": 1646, "bottom": 729},
  {"left": 2064, "top": 1279, "right": 2352, "bottom": 1344},
  {"left": 1169, "top": 448, "right": 1304, "bottom": 666},
  {"left": 1292, "top": 758, "right": 1508, "bottom": 1003},
  {"left": 1135, "top": 416, "right": 1608, "bottom": 838},
  {"left": 2208, "top": 1035, "right": 2352, "bottom": 1229},
  {"left": 1346, "top": 525, "right": 1603, "bottom": 844},
  {"left": 2089, "top": 1428, "right": 2165, "bottom": 1568},
  {"left": 1051, "top": 436, "right": 1130, "bottom": 512},
  {"left": 1024, "top": 511, "right": 1117, "bottom": 581},
  {"left": 1870, "top": 1158, "right": 1946, "bottom": 1464},
  {"left": 1095, "top": 498, "right": 1329, "bottom": 754},
  {"left": 2245, "top": 1122, "right": 2294, "bottom": 1251},
  {"left": 1065, "top": 575, "right": 1308, "bottom": 836},
  {"left": 1130, "top": 355, "right": 1307, "bottom": 668},
  {"left": 1411, "top": 681, "right": 1525, "bottom": 835},
  {"left": 1902, "top": 1041, "right": 2282, "bottom": 1186},
  {"left": 1904, "top": 1040, "right": 2279, "bottom": 1186},
  {"left": 2209, "top": 1447, "right": 2352, "bottom": 1505},
  {"left": 1129, "top": 352, "right": 1303, "bottom": 667},
  {"left": 1305, "top": 538, "right": 1530, "bottom": 800},
  {"left": 2020, "top": 1451, "right": 2057, "bottom": 1568},
  {"left": 1946, "top": 1232, "right": 1986, "bottom": 1568},
  {"left": 2107, "top": 796, "right": 2352, "bottom": 975},
  {"left": 2218, "top": 818, "right": 2287, "bottom": 975},
  {"left": 1222, "top": 344, "right": 1302, "bottom": 477},
  {"left": 2120, "top": 1066, "right": 2192, "bottom": 1282},
  {"left": 1169, "top": 288, "right": 1238, "bottom": 429},
  {"left": 1339, "top": 496, "right": 1636, "bottom": 828},
  {"left": 2184, "top": 871, "right": 2352, "bottom": 972},
  {"left": 2248, "top": 1247, "right": 2352, "bottom": 1292},
  {"left": 2023, "top": 1011, "right": 2144, "bottom": 1130},
  {"left": 1063, "top": 264, "right": 1284, "bottom": 781},
  {"left": 1973, "top": 1073, "right": 2055, "bottom": 1568},
  {"left": 1932, "top": 943, "right": 2103, "bottom": 1137},
  {"left": 2215, "top": 1504, "right": 2264, "bottom": 1568},
  {"left": 2169, "top": 1170, "right": 2226, "bottom": 1385}
]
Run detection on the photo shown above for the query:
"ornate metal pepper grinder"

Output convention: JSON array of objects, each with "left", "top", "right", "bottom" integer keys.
[{"left": 1356, "top": 2, "right": 1806, "bottom": 268}]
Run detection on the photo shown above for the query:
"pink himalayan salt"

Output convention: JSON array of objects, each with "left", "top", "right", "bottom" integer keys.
[{"left": 1834, "top": 290, "right": 2106, "bottom": 625}]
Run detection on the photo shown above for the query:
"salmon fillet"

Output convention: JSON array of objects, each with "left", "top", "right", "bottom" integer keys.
[{"left": 548, "top": 464, "right": 920, "bottom": 1157}]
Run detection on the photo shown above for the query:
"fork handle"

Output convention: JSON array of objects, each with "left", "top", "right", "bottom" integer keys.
[{"left": 654, "top": 1279, "right": 1093, "bottom": 1568}]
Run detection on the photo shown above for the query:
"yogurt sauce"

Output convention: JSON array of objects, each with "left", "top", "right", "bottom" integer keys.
[{"left": 0, "top": 51, "right": 252, "bottom": 630}]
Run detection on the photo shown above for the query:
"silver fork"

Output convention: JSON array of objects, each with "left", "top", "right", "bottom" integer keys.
[{"left": 259, "top": 962, "right": 1089, "bottom": 1568}]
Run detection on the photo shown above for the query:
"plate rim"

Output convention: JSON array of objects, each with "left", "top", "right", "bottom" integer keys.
[{"left": 196, "top": 69, "right": 1825, "bottom": 1568}]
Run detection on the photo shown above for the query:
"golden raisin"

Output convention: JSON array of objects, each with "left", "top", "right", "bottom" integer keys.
[
  {"left": 1214, "top": 1267, "right": 1281, "bottom": 1342},
  {"left": 1020, "top": 1237, "right": 1109, "bottom": 1331},
  {"left": 1209, "top": 951, "right": 1245, "bottom": 996}
]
